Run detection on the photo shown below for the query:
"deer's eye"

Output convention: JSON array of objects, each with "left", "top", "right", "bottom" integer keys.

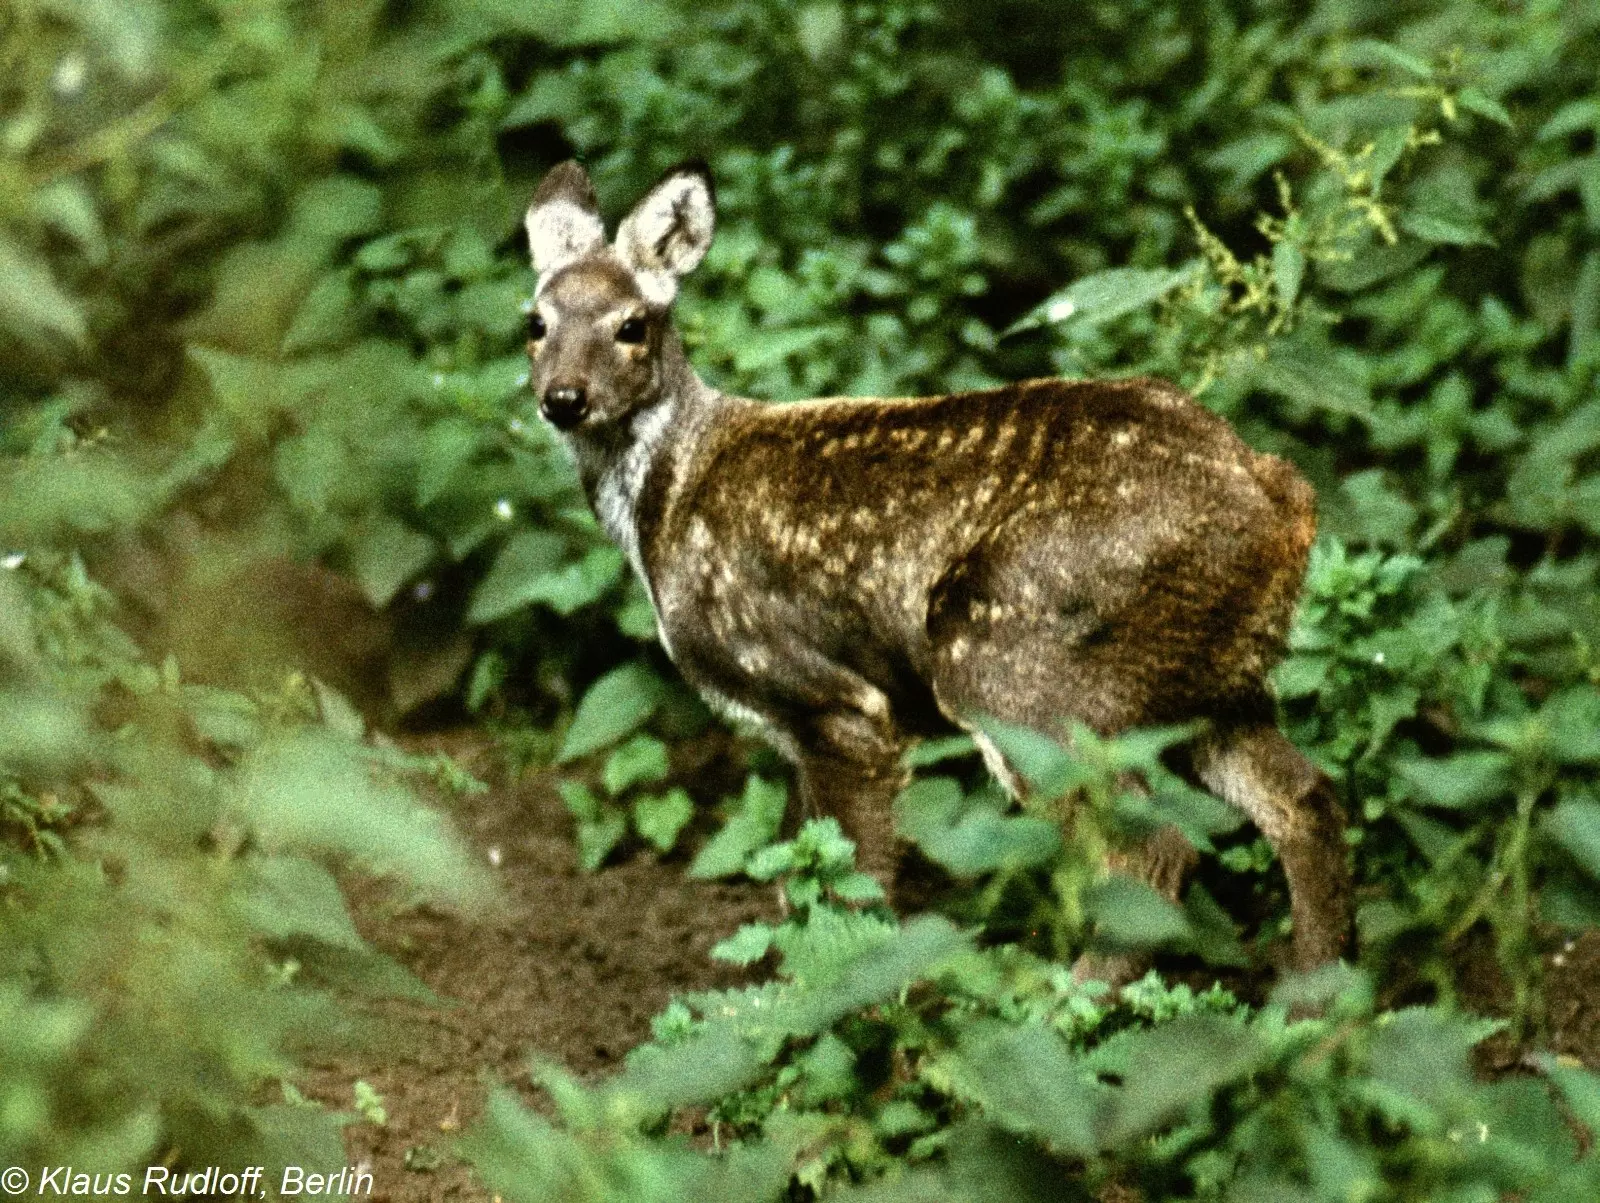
[
  {"left": 527, "top": 313, "right": 547, "bottom": 341},
  {"left": 616, "top": 317, "right": 648, "bottom": 344}
]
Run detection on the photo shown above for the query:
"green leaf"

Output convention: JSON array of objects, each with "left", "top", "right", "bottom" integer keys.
[
  {"left": 731, "top": 326, "right": 833, "bottom": 373},
  {"left": 783, "top": 915, "right": 971, "bottom": 1034},
  {"left": 282, "top": 272, "right": 358, "bottom": 354},
  {"left": 235, "top": 731, "right": 489, "bottom": 907},
  {"left": 1400, "top": 209, "right": 1495, "bottom": 247},
  {"left": 348, "top": 512, "right": 435, "bottom": 607},
  {"left": 1248, "top": 339, "right": 1372, "bottom": 420},
  {"left": 1342, "top": 39, "right": 1433, "bottom": 78},
  {"left": 1540, "top": 872, "right": 1600, "bottom": 928},
  {"left": 831, "top": 872, "right": 887, "bottom": 904},
  {"left": 1084, "top": 875, "right": 1192, "bottom": 951},
  {"left": 633, "top": 788, "right": 694, "bottom": 852},
  {"left": 189, "top": 346, "right": 283, "bottom": 435},
  {"left": 556, "top": 662, "right": 667, "bottom": 763},
  {"left": 906, "top": 806, "right": 1061, "bottom": 877},
  {"left": 902, "top": 734, "right": 978, "bottom": 767},
  {"left": 460, "top": 0, "right": 680, "bottom": 44},
  {"left": 1096, "top": 1014, "right": 1264, "bottom": 1145},
  {"left": 312, "top": 678, "right": 365, "bottom": 740},
  {"left": 575, "top": 809, "right": 628, "bottom": 871},
  {"left": 1393, "top": 809, "right": 1466, "bottom": 865},
  {"left": 0, "top": 688, "right": 93, "bottom": 775},
  {"left": 948, "top": 1021, "right": 1100, "bottom": 1156},
  {"left": 603, "top": 734, "right": 672, "bottom": 795},
  {"left": 1272, "top": 654, "right": 1331, "bottom": 699},
  {"left": 710, "top": 923, "right": 775, "bottom": 965},
  {"left": 689, "top": 775, "right": 788, "bottom": 879},
  {"left": 1458, "top": 87, "right": 1513, "bottom": 128},
  {"left": 1538, "top": 686, "right": 1600, "bottom": 764},
  {"left": 0, "top": 234, "right": 87, "bottom": 346},
  {"left": 236, "top": 855, "right": 366, "bottom": 950},
  {"left": 1571, "top": 250, "right": 1600, "bottom": 367},
  {"left": 1537, "top": 98, "right": 1600, "bottom": 141},
  {"left": 525, "top": 546, "right": 627, "bottom": 616},
  {"left": 796, "top": 3, "right": 845, "bottom": 61},
  {"left": 415, "top": 419, "right": 483, "bottom": 508},
  {"left": 1339, "top": 468, "right": 1416, "bottom": 545},
  {"left": 1394, "top": 751, "right": 1513, "bottom": 809},
  {"left": 1366, "top": 1006, "right": 1504, "bottom": 1109},
  {"left": 1544, "top": 799, "right": 1600, "bottom": 883},
  {"left": 1005, "top": 263, "right": 1198, "bottom": 337},
  {"left": 467, "top": 530, "right": 572, "bottom": 624},
  {"left": 1182, "top": 883, "right": 1248, "bottom": 966},
  {"left": 289, "top": 175, "right": 385, "bottom": 249},
  {"left": 1539, "top": 1056, "right": 1600, "bottom": 1133},
  {"left": 1272, "top": 240, "right": 1305, "bottom": 310},
  {"left": 972, "top": 717, "right": 1081, "bottom": 799},
  {"left": 183, "top": 686, "right": 264, "bottom": 750},
  {"left": 558, "top": 780, "right": 602, "bottom": 822},
  {"left": 501, "top": 73, "right": 587, "bottom": 129}
]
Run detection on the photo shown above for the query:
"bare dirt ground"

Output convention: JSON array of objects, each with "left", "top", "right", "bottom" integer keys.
[{"left": 302, "top": 731, "right": 1600, "bottom": 1202}]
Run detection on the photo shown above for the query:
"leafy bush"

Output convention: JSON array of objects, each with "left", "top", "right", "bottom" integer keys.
[
  {"left": 465, "top": 816, "right": 1600, "bottom": 1203},
  {"left": 0, "top": 546, "right": 492, "bottom": 1169}
]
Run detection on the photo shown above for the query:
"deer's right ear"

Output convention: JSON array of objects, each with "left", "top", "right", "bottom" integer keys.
[{"left": 525, "top": 161, "right": 605, "bottom": 279}]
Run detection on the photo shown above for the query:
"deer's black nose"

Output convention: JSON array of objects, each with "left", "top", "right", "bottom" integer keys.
[{"left": 541, "top": 386, "right": 589, "bottom": 429}]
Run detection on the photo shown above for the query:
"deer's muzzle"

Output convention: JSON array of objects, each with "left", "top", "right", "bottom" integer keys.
[{"left": 541, "top": 386, "right": 589, "bottom": 430}]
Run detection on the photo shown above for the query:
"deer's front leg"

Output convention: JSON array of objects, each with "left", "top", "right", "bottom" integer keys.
[
  {"left": 671, "top": 621, "right": 909, "bottom": 885},
  {"left": 792, "top": 708, "right": 908, "bottom": 883}
]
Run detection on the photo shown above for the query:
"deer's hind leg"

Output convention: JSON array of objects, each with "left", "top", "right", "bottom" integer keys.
[
  {"left": 927, "top": 620, "right": 1199, "bottom": 989},
  {"left": 1190, "top": 722, "right": 1350, "bottom": 972},
  {"left": 1069, "top": 819, "right": 1198, "bottom": 988}
]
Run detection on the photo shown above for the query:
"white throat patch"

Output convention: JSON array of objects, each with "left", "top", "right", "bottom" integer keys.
[{"left": 593, "top": 398, "right": 676, "bottom": 652}]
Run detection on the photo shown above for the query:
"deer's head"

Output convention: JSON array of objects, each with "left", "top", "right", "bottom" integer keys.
[{"left": 523, "top": 160, "right": 715, "bottom": 432}]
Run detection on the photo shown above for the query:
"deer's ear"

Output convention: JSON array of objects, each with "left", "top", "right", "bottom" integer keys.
[
  {"left": 525, "top": 161, "right": 605, "bottom": 278},
  {"left": 614, "top": 162, "right": 715, "bottom": 303}
]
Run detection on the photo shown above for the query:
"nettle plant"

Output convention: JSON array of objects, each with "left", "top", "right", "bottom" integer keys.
[{"left": 0, "top": 547, "right": 492, "bottom": 1170}]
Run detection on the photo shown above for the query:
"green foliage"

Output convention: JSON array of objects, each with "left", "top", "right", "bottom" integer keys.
[
  {"left": 896, "top": 721, "right": 1243, "bottom": 966},
  {"left": 0, "top": 552, "right": 490, "bottom": 1172},
  {"left": 556, "top": 729, "right": 697, "bottom": 868},
  {"left": 10, "top": 0, "right": 1600, "bottom": 1195},
  {"left": 450, "top": 0, "right": 1600, "bottom": 1196},
  {"left": 468, "top": 819, "right": 1600, "bottom": 1202},
  {"left": 690, "top": 774, "right": 790, "bottom": 880}
]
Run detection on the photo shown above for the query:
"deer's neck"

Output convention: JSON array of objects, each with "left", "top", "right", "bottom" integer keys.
[{"left": 571, "top": 335, "right": 738, "bottom": 601}]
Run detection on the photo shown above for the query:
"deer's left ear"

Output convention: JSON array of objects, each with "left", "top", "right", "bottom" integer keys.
[
  {"left": 614, "top": 162, "right": 715, "bottom": 303},
  {"left": 526, "top": 160, "right": 605, "bottom": 280}
]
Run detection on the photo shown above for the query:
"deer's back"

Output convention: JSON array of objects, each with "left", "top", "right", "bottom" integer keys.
[{"left": 646, "top": 376, "right": 1314, "bottom": 728}]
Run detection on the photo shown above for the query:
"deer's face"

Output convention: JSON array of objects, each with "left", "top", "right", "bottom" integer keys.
[
  {"left": 527, "top": 254, "right": 661, "bottom": 431},
  {"left": 523, "top": 160, "right": 715, "bottom": 434}
]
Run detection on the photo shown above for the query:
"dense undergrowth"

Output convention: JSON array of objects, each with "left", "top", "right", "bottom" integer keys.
[{"left": 5, "top": 0, "right": 1600, "bottom": 1197}]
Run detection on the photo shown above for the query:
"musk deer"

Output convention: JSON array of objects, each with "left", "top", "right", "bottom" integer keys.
[{"left": 521, "top": 159, "right": 1351, "bottom": 978}]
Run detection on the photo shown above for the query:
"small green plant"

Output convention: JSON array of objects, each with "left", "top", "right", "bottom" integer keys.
[
  {"left": 897, "top": 722, "right": 1247, "bottom": 970},
  {"left": 353, "top": 1080, "right": 388, "bottom": 1127}
]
